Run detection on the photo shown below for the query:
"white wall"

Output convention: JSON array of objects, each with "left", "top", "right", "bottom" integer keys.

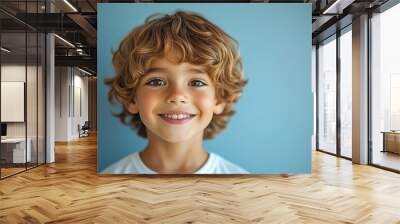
[
  {"left": 54, "top": 67, "right": 89, "bottom": 141},
  {"left": 55, "top": 66, "right": 69, "bottom": 141}
]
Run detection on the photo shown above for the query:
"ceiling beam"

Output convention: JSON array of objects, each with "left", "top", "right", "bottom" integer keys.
[
  {"left": 55, "top": 55, "right": 96, "bottom": 73},
  {"left": 322, "top": 0, "right": 356, "bottom": 14},
  {"left": 67, "top": 13, "right": 97, "bottom": 39}
]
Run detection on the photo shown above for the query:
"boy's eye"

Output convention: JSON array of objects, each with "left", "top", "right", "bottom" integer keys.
[
  {"left": 189, "top": 80, "right": 207, "bottom": 87},
  {"left": 145, "top": 78, "right": 166, "bottom": 86}
]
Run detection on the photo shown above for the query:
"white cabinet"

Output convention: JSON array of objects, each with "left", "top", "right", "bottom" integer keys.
[{"left": 1, "top": 138, "right": 32, "bottom": 163}]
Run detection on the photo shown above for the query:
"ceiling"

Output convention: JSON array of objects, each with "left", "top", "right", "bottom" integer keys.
[{"left": 0, "top": 0, "right": 393, "bottom": 76}]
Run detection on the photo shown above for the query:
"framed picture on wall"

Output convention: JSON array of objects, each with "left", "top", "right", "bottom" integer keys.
[
  {"left": 97, "top": 3, "right": 312, "bottom": 174},
  {"left": 1, "top": 81, "right": 25, "bottom": 122}
]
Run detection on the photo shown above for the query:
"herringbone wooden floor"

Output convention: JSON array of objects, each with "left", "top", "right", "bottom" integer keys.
[{"left": 1, "top": 134, "right": 400, "bottom": 223}]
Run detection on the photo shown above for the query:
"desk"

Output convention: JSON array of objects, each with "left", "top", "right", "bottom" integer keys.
[
  {"left": 381, "top": 131, "right": 400, "bottom": 154},
  {"left": 1, "top": 138, "right": 31, "bottom": 163}
]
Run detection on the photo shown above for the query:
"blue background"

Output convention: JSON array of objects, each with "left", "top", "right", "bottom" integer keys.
[{"left": 97, "top": 3, "right": 312, "bottom": 174}]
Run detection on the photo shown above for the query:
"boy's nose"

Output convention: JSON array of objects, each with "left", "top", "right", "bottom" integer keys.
[{"left": 167, "top": 86, "right": 188, "bottom": 104}]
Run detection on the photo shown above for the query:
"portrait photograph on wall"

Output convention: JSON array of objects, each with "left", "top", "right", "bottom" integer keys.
[{"left": 97, "top": 3, "right": 312, "bottom": 174}]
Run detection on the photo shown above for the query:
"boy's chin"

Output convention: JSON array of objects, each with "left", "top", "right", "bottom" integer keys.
[
  {"left": 146, "top": 127, "right": 204, "bottom": 144},
  {"left": 159, "top": 134, "right": 194, "bottom": 144},
  {"left": 155, "top": 131, "right": 200, "bottom": 144}
]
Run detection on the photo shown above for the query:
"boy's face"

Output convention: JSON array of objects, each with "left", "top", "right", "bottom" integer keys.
[{"left": 127, "top": 54, "right": 226, "bottom": 143}]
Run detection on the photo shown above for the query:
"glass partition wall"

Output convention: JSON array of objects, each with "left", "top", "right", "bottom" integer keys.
[
  {"left": 317, "top": 35, "right": 337, "bottom": 155},
  {"left": 339, "top": 27, "right": 352, "bottom": 159},
  {"left": 316, "top": 26, "right": 353, "bottom": 159},
  {"left": 316, "top": 0, "right": 400, "bottom": 172},
  {"left": 370, "top": 3, "right": 400, "bottom": 172},
  {"left": 0, "top": 30, "right": 27, "bottom": 177},
  {"left": 0, "top": 1, "right": 46, "bottom": 179}
]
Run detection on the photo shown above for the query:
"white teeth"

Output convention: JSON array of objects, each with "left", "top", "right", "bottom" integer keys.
[{"left": 162, "top": 113, "right": 192, "bottom": 120}]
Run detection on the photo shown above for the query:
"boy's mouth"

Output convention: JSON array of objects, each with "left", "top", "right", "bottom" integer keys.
[{"left": 158, "top": 112, "right": 196, "bottom": 124}]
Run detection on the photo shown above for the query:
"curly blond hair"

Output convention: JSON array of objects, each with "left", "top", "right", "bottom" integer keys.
[{"left": 105, "top": 10, "right": 247, "bottom": 139}]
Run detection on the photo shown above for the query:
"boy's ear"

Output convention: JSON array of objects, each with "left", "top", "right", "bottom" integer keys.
[
  {"left": 213, "top": 100, "right": 226, "bottom": 115},
  {"left": 126, "top": 102, "right": 139, "bottom": 114}
]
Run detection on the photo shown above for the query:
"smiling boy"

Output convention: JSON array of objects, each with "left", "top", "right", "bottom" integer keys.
[{"left": 102, "top": 10, "right": 248, "bottom": 174}]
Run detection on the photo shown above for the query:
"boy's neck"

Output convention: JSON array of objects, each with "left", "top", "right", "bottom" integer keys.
[{"left": 139, "top": 131, "right": 208, "bottom": 174}]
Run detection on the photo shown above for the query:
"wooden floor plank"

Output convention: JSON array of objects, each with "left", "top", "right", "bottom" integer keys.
[{"left": 1, "top": 134, "right": 400, "bottom": 223}]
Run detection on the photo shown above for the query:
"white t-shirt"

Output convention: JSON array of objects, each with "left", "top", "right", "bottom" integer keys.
[{"left": 101, "top": 151, "right": 248, "bottom": 174}]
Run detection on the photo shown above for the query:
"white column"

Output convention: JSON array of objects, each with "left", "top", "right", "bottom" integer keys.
[
  {"left": 45, "top": 1, "right": 55, "bottom": 163},
  {"left": 352, "top": 14, "right": 369, "bottom": 164},
  {"left": 46, "top": 33, "right": 55, "bottom": 163}
]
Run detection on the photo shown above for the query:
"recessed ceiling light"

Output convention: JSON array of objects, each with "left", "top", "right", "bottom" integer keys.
[
  {"left": 63, "top": 0, "right": 78, "bottom": 12},
  {"left": 322, "top": 0, "right": 354, "bottom": 15},
  {"left": 1, "top": 47, "right": 11, "bottom": 53},
  {"left": 54, "top": 34, "right": 75, "bottom": 48},
  {"left": 77, "top": 67, "right": 93, "bottom": 76}
]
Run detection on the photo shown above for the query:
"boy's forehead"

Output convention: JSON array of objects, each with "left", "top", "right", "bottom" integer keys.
[{"left": 148, "top": 55, "right": 208, "bottom": 73}]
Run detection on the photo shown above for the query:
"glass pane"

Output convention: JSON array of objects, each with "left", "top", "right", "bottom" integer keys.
[
  {"left": 27, "top": 31, "right": 38, "bottom": 169},
  {"left": 312, "top": 46, "right": 317, "bottom": 150},
  {"left": 1, "top": 1, "right": 46, "bottom": 178},
  {"left": 340, "top": 29, "right": 352, "bottom": 158},
  {"left": 1, "top": 30, "right": 27, "bottom": 177},
  {"left": 371, "top": 4, "right": 400, "bottom": 171},
  {"left": 38, "top": 32, "right": 45, "bottom": 165},
  {"left": 318, "top": 36, "right": 337, "bottom": 154}
]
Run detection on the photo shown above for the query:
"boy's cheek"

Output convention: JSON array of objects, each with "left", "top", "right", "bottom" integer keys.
[
  {"left": 137, "top": 92, "right": 160, "bottom": 112},
  {"left": 195, "top": 95, "right": 219, "bottom": 113}
]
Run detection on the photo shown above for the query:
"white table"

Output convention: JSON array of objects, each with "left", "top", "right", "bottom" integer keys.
[{"left": 1, "top": 138, "right": 31, "bottom": 163}]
